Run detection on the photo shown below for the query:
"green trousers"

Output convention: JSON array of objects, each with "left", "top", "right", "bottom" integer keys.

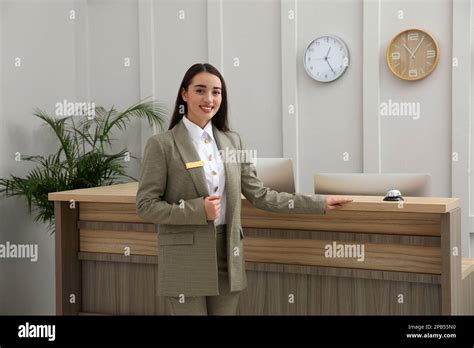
[{"left": 166, "top": 224, "right": 241, "bottom": 315}]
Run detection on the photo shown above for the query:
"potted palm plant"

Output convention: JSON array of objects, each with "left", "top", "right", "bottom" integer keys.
[{"left": 0, "top": 100, "right": 167, "bottom": 234}]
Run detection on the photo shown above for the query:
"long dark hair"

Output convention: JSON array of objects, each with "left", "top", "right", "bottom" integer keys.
[{"left": 169, "top": 63, "right": 230, "bottom": 131}]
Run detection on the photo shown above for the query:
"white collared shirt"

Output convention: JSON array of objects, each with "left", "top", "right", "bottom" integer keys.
[{"left": 182, "top": 115, "right": 227, "bottom": 226}]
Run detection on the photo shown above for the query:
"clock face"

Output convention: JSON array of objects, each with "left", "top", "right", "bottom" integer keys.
[
  {"left": 303, "top": 35, "right": 349, "bottom": 82},
  {"left": 386, "top": 29, "right": 439, "bottom": 81}
]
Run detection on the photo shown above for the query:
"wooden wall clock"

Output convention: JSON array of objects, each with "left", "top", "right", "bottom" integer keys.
[{"left": 386, "top": 28, "right": 440, "bottom": 81}]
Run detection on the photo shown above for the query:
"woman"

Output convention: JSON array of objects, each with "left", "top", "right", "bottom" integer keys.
[{"left": 136, "top": 63, "right": 352, "bottom": 315}]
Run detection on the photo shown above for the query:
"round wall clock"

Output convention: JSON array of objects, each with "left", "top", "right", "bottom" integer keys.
[
  {"left": 303, "top": 35, "right": 350, "bottom": 83},
  {"left": 386, "top": 28, "right": 440, "bottom": 81}
]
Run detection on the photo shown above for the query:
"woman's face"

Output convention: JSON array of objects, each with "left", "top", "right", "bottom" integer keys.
[{"left": 181, "top": 72, "right": 222, "bottom": 128}]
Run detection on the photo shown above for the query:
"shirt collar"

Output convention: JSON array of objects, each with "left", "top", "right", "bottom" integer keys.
[{"left": 182, "top": 115, "right": 215, "bottom": 143}]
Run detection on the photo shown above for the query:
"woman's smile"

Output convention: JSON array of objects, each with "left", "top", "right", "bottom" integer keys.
[
  {"left": 181, "top": 72, "right": 222, "bottom": 128},
  {"left": 200, "top": 105, "right": 214, "bottom": 113}
]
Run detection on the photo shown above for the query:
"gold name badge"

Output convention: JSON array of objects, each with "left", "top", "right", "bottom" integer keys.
[{"left": 185, "top": 160, "right": 205, "bottom": 169}]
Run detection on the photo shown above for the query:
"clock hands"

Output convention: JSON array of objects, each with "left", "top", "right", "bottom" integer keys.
[
  {"left": 411, "top": 36, "right": 425, "bottom": 57},
  {"left": 326, "top": 47, "right": 331, "bottom": 58},
  {"left": 326, "top": 59, "right": 335, "bottom": 74},
  {"left": 322, "top": 46, "right": 335, "bottom": 73},
  {"left": 403, "top": 36, "right": 425, "bottom": 59},
  {"left": 315, "top": 47, "right": 332, "bottom": 61},
  {"left": 403, "top": 44, "right": 414, "bottom": 58}
]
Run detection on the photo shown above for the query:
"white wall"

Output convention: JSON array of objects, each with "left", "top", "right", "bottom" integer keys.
[
  {"left": 0, "top": 0, "right": 142, "bottom": 314},
  {"left": 0, "top": 0, "right": 77, "bottom": 315},
  {"left": 140, "top": 0, "right": 473, "bottom": 255},
  {"left": 297, "top": 0, "right": 363, "bottom": 195}
]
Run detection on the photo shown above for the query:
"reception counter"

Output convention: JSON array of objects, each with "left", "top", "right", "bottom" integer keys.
[{"left": 49, "top": 182, "right": 464, "bottom": 315}]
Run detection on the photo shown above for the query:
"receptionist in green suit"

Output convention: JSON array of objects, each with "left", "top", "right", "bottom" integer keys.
[{"left": 136, "top": 63, "right": 353, "bottom": 315}]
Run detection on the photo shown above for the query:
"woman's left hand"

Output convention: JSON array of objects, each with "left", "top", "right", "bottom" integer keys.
[{"left": 325, "top": 196, "right": 353, "bottom": 210}]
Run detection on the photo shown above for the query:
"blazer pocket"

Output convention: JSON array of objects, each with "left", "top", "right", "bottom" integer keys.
[{"left": 159, "top": 232, "right": 194, "bottom": 246}]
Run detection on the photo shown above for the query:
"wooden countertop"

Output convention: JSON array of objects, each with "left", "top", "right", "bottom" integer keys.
[
  {"left": 48, "top": 182, "right": 459, "bottom": 214},
  {"left": 462, "top": 258, "right": 474, "bottom": 280}
]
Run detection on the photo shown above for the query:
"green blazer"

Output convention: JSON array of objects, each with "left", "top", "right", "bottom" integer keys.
[{"left": 136, "top": 119, "right": 327, "bottom": 297}]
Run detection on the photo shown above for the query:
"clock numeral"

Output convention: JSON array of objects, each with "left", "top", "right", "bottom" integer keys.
[
  {"left": 391, "top": 52, "right": 400, "bottom": 60},
  {"left": 408, "top": 33, "right": 419, "bottom": 41},
  {"left": 426, "top": 50, "right": 435, "bottom": 59},
  {"left": 307, "top": 56, "right": 311, "bottom": 61},
  {"left": 408, "top": 69, "right": 418, "bottom": 77},
  {"left": 325, "top": 74, "right": 328, "bottom": 78}
]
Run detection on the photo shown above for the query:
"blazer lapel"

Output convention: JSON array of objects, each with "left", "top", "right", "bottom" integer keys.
[
  {"left": 172, "top": 119, "right": 238, "bottom": 227},
  {"left": 172, "top": 120, "right": 209, "bottom": 198},
  {"left": 213, "top": 125, "right": 238, "bottom": 227}
]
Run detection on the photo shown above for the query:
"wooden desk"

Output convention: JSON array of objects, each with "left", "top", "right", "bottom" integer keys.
[
  {"left": 462, "top": 258, "right": 474, "bottom": 314},
  {"left": 49, "top": 182, "right": 463, "bottom": 315}
]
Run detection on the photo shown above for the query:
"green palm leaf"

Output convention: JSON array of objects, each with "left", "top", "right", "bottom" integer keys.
[{"left": 0, "top": 100, "right": 168, "bottom": 234}]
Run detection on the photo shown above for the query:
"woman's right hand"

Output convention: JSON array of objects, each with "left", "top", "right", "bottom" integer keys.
[
  {"left": 325, "top": 196, "right": 353, "bottom": 210},
  {"left": 204, "top": 196, "right": 221, "bottom": 221}
]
